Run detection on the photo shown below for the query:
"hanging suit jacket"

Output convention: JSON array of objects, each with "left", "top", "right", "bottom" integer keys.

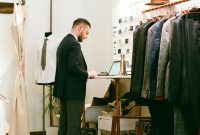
[
  {"left": 168, "top": 15, "right": 186, "bottom": 106},
  {"left": 130, "top": 22, "right": 154, "bottom": 95},
  {"left": 156, "top": 17, "right": 175, "bottom": 98},
  {"left": 130, "top": 26, "right": 140, "bottom": 92},
  {"left": 141, "top": 23, "right": 155, "bottom": 98},
  {"left": 148, "top": 18, "right": 167, "bottom": 98},
  {"left": 184, "top": 16, "right": 200, "bottom": 135},
  {"left": 53, "top": 34, "right": 88, "bottom": 100},
  {"left": 169, "top": 13, "right": 200, "bottom": 135}
]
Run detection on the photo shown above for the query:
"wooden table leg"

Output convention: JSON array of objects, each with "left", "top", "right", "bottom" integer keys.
[
  {"left": 111, "top": 78, "right": 121, "bottom": 135},
  {"left": 82, "top": 109, "right": 86, "bottom": 128},
  {"left": 111, "top": 116, "right": 117, "bottom": 135}
]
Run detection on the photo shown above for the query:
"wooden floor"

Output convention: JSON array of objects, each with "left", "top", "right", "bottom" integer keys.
[
  {"left": 6, "top": 131, "right": 45, "bottom": 135},
  {"left": 30, "top": 131, "right": 45, "bottom": 135}
]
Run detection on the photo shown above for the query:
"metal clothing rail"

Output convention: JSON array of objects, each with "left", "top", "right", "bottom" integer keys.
[
  {"left": 142, "top": 0, "right": 188, "bottom": 13},
  {"left": 41, "top": 1, "right": 53, "bottom": 134}
]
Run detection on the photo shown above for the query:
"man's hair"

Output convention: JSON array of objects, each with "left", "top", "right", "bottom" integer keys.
[{"left": 72, "top": 18, "right": 91, "bottom": 28}]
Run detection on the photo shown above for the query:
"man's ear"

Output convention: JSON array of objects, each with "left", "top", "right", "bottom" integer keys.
[{"left": 79, "top": 25, "right": 84, "bottom": 32}]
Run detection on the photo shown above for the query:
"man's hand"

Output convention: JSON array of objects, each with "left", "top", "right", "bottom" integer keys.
[{"left": 88, "top": 71, "right": 97, "bottom": 79}]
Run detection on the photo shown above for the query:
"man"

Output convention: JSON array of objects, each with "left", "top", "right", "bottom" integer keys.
[{"left": 53, "top": 18, "right": 97, "bottom": 135}]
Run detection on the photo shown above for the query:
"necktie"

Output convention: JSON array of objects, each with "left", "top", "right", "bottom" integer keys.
[{"left": 41, "top": 38, "right": 48, "bottom": 70}]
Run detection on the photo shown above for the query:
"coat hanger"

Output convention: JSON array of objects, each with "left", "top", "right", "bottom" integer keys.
[
  {"left": 15, "top": 0, "right": 25, "bottom": 5},
  {"left": 20, "top": 0, "right": 25, "bottom": 5},
  {"left": 186, "top": 7, "right": 200, "bottom": 21},
  {"left": 142, "top": 13, "right": 148, "bottom": 22},
  {"left": 165, "top": 7, "right": 173, "bottom": 18},
  {"left": 45, "top": 32, "right": 52, "bottom": 38}
]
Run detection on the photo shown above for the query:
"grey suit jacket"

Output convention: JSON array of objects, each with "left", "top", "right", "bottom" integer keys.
[
  {"left": 149, "top": 18, "right": 167, "bottom": 98},
  {"left": 156, "top": 17, "right": 175, "bottom": 98},
  {"left": 141, "top": 24, "right": 155, "bottom": 98}
]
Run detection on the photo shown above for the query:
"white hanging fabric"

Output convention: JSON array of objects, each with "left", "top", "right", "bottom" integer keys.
[
  {"left": 9, "top": 2, "right": 29, "bottom": 135},
  {"left": 0, "top": 93, "right": 9, "bottom": 135}
]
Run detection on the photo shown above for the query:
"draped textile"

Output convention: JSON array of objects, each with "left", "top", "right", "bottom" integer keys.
[
  {"left": 9, "top": 3, "right": 29, "bottom": 135},
  {"left": 0, "top": 97, "right": 9, "bottom": 135}
]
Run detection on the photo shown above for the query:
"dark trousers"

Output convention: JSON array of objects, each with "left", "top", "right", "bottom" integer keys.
[
  {"left": 148, "top": 100, "right": 174, "bottom": 135},
  {"left": 58, "top": 99, "right": 84, "bottom": 135}
]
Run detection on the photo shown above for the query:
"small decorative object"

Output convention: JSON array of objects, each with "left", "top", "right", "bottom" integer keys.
[
  {"left": 118, "top": 18, "right": 122, "bottom": 23},
  {"left": 129, "top": 26, "right": 134, "bottom": 31},
  {"left": 118, "top": 39, "right": 121, "bottom": 44},
  {"left": 118, "top": 49, "right": 121, "bottom": 54},
  {"left": 125, "top": 38, "right": 129, "bottom": 44},
  {"left": 126, "top": 49, "right": 130, "bottom": 54},
  {"left": 118, "top": 29, "right": 122, "bottom": 34},
  {"left": 124, "top": 27, "right": 128, "bottom": 33},
  {"left": 120, "top": 54, "right": 127, "bottom": 75},
  {"left": 129, "top": 16, "right": 133, "bottom": 21},
  {"left": 123, "top": 17, "right": 127, "bottom": 22}
]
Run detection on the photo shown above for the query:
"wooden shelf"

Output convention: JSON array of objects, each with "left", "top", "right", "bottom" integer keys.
[
  {"left": 0, "top": 2, "right": 14, "bottom": 14},
  {"left": 143, "top": 0, "right": 188, "bottom": 13},
  {"left": 145, "top": 0, "right": 169, "bottom": 5}
]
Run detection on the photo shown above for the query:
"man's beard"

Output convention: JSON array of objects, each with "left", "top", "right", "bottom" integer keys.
[{"left": 78, "top": 36, "right": 83, "bottom": 42}]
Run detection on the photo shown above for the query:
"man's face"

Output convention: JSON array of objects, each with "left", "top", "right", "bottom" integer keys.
[{"left": 78, "top": 24, "right": 90, "bottom": 42}]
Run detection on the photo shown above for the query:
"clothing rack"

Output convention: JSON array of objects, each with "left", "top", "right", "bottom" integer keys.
[
  {"left": 141, "top": 4, "right": 200, "bottom": 134},
  {"left": 40, "top": 1, "right": 53, "bottom": 135},
  {"left": 142, "top": 0, "right": 188, "bottom": 13}
]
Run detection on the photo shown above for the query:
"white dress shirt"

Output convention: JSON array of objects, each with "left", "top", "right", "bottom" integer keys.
[{"left": 35, "top": 35, "right": 60, "bottom": 84}]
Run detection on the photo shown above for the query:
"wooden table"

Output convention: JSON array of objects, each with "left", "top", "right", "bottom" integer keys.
[{"left": 95, "top": 75, "right": 131, "bottom": 135}]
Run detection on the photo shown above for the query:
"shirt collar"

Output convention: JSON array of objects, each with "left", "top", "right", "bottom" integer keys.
[{"left": 70, "top": 33, "right": 78, "bottom": 41}]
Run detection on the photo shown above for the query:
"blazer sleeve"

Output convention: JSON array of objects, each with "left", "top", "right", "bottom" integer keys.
[{"left": 67, "top": 42, "right": 88, "bottom": 80}]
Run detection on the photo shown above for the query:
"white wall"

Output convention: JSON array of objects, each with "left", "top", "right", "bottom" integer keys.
[
  {"left": 80, "top": 0, "right": 113, "bottom": 104},
  {"left": 1, "top": 0, "right": 113, "bottom": 132},
  {"left": 53, "top": 0, "right": 113, "bottom": 104}
]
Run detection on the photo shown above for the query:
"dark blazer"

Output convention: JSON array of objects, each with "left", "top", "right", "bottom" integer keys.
[
  {"left": 169, "top": 13, "right": 200, "bottom": 135},
  {"left": 141, "top": 23, "right": 155, "bottom": 98},
  {"left": 130, "top": 22, "right": 154, "bottom": 106},
  {"left": 53, "top": 34, "right": 88, "bottom": 100},
  {"left": 168, "top": 15, "right": 186, "bottom": 105},
  {"left": 130, "top": 21, "right": 154, "bottom": 94},
  {"left": 149, "top": 18, "right": 167, "bottom": 98}
]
